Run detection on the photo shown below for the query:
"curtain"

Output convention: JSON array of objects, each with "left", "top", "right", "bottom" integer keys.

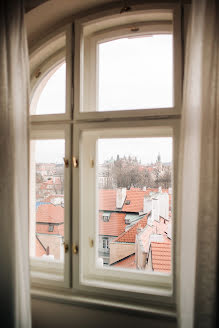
[
  {"left": 0, "top": 1, "right": 31, "bottom": 327},
  {"left": 178, "top": 0, "right": 219, "bottom": 327}
]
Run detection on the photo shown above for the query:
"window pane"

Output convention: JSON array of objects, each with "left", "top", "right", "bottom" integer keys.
[
  {"left": 30, "top": 139, "right": 65, "bottom": 263},
  {"left": 97, "top": 138, "right": 172, "bottom": 272},
  {"left": 31, "top": 62, "right": 66, "bottom": 115},
  {"left": 98, "top": 35, "right": 173, "bottom": 111}
]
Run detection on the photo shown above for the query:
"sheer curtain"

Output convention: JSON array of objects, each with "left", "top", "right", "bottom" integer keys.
[
  {"left": 178, "top": 0, "right": 218, "bottom": 327},
  {"left": 0, "top": 1, "right": 31, "bottom": 327}
]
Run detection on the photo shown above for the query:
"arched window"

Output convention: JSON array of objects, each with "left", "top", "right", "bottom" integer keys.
[{"left": 29, "top": 3, "right": 182, "bottom": 313}]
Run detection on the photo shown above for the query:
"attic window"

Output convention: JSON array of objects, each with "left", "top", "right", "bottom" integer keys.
[
  {"left": 125, "top": 200, "right": 130, "bottom": 205},
  {"left": 102, "top": 214, "right": 110, "bottom": 222},
  {"left": 48, "top": 224, "right": 54, "bottom": 232}
]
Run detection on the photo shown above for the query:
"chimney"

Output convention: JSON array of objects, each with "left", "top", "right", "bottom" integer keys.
[
  {"left": 158, "top": 193, "right": 169, "bottom": 220},
  {"left": 142, "top": 186, "right": 147, "bottom": 191},
  {"left": 143, "top": 196, "right": 152, "bottom": 214},
  {"left": 158, "top": 186, "right": 162, "bottom": 193},
  {"left": 152, "top": 198, "right": 159, "bottom": 222},
  {"left": 116, "top": 188, "right": 126, "bottom": 209}
]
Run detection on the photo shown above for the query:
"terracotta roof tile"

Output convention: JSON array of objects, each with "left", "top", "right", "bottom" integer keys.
[
  {"left": 36, "top": 223, "right": 64, "bottom": 236},
  {"left": 99, "top": 188, "right": 163, "bottom": 213},
  {"left": 122, "top": 189, "right": 162, "bottom": 212},
  {"left": 99, "top": 190, "right": 117, "bottom": 211},
  {"left": 99, "top": 212, "right": 126, "bottom": 236},
  {"left": 151, "top": 242, "right": 171, "bottom": 273},
  {"left": 36, "top": 203, "right": 64, "bottom": 224},
  {"left": 112, "top": 254, "right": 136, "bottom": 269},
  {"left": 115, "top": 214, "right": 148, "bottom": 243}
]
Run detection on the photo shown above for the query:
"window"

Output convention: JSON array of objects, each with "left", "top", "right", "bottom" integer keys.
[
  {"left": 102, "top": 214, "right": 110, "bottom": 222},
  {"left": 29, "top": 3, "right": 181, "bottom": 313},
  {"left": 102, "top": 238, "right": 109, "bottom": 249},
  {"left": 48, "top": 224, "right": 54, "bottom": 232},
  {"left": 31, "top": 63, "right": 66, "bottom": 115}
]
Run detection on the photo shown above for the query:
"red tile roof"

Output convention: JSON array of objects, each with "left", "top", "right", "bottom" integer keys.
[
  {"left": 99, "top": 212, "right": 126, "bottom": 236},
  {"left": 36, "top": 203, "right": 64, "bottom": 224},
  {"left": 115, "top": 214, "right": 148, "bottom": 243},
  {"left": 99, "top": 190, "right": 116, "bottom": 211},
  {"left": 36, "top": 223, "right": 64, "bottom": 236},
  {"left": 112, "top": 254, "right": 136, "bottom": 269},
  {"left": 99, "top": 188, "right": 162, "bottom": 213},
  {"left": 151, "top": 242, "right": 171, "bottom": 273},
  {"left": 122, "top": 190, "right": 150, "bottom": 212}
]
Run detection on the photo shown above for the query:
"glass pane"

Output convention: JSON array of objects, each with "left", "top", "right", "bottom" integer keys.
[
  {"left": 30, "top": 139, "right": 65, "bottom": 263},
  {"left": 98, "top": 35, "right": 173, "bottom": 111},
  {"left": 31, "top": 62, "right": 66, "bottom": 115},
  {"left": 97, "top": 138, "right": 172, "bottom": 273}
]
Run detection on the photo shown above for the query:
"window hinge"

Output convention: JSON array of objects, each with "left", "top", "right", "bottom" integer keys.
[
  {"left": 72, "top": 157, "right": 79, "bottom": 168},
  {"left": 72, "top": 244, "right": 78, "bottom": 254}
]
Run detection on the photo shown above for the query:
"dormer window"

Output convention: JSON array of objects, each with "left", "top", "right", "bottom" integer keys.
[
  {"left": 48, "top": 224, "right": 54, "bottom": 232},
  {"left": 102, "top": 213, "right": 110, "bottom": 222}
]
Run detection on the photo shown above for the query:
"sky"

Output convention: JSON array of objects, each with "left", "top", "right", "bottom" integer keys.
[
  {"left": 98, "top": 34, "right": 173, "bottom": 111},
  {"left": 34, "top": 34, "right": 173, "bottom": 163},
  {"left": 34, "top": 137, "right": 172, "bottom": 164},
  {"left": 35, "top": 139, "right": 65, "bottom": 164}
]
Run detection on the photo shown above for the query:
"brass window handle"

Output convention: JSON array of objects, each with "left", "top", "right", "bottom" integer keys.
[
  {"left": 64, "top": 242, "right": 69, "bottom": 253},
  {"left": 72, "top": 157, "right": 78, "bottom": 168},
  {"left": 73, "top": 244, "right": 78, "bottom": 254},
  {"left": 63, "top": 158, "right": 69, "bottom": 168}
]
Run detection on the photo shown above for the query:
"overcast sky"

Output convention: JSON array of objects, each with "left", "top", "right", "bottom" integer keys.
[
  {"left": 35, "top": 139, "right": 65, "bottom": 164},
  {"left": 34, "top": 34, "right": 173, "bottom": 163},
  {"left": 34, "top": 137, "right": 172, "bottom": 164}
]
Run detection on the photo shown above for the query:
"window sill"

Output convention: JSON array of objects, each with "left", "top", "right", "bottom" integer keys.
[{"left": 31, "top": 286, "right": 177, "bottom": 320}]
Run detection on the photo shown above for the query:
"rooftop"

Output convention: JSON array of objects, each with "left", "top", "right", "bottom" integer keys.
[
  {"left": 115, "top": 214, "right": 148, "bottom": 243},
  {"left": 36, "top": 203, "right": 64, "bottom": 224},
  {"left": 150, "top": 242, "right": 171, "bottom": 273}
]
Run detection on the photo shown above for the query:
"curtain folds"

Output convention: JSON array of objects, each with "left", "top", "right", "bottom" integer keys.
[
  {"left": 0, "top": 1, "right": 31, "bottom": 327},
  {"left": 179, "top": 0, "right": 219, "bottom": 327}
]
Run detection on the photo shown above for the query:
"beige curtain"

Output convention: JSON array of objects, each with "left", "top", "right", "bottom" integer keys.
[
  {"left": 0, "top": 1, "right": 31, "bottom": 327},
  {"left": 178, "top": 0, "right": 218, "bottom": 327}
]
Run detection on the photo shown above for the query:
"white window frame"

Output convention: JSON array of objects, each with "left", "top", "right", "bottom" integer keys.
[
  {"left": 29, "top": 22, "right": 73, "bottom": 290},
  {"left": 30, "top": 25, "right": 72, "bottom": 122},
  {"left": 28, "top": 2, "right": 184, "bottom": 317},
  {"left": 29, "top": 124, "right": 71, "bottom": 288},
  {"left": 74, "top": 3, "right": 181, "bottom": 120},
  {"left": 77, "top": 120, "right": 179, "bottom": 299}
]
